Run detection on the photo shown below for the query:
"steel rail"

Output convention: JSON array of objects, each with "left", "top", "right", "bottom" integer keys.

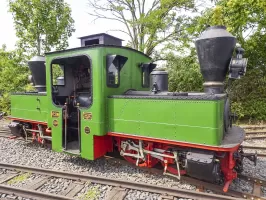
[
  {"left": 238, "top": 174, "right": 266, "bottom": 187},
  {"left": 0, "top": 130, "right": 265, "bottom": 199},
  {"left": 241, "top": 125, "right": 266, "bottom": 129},
  {"left": 0, "top": 162, "right": 240, "bottom": 200},
  {"left": 0, "top": 184, "right": 74, "bottom": 200},
  {"left": 180, "top": 176, "right": 261, "bottom": 200},
  {"left": 245, "top": 135, "right": 266, "bottom": 140},
  {"left": 242, "top": 145, "right": 266, "bottom": 150},
  {"left": 245, "top": 131, "right": 266, "bottom": 134},
  {"left": 242, "top": 145, "right": 266, "bottom": 157}
]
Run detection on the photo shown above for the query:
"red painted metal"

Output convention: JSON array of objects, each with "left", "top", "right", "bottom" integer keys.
[
  {"left": 112, "top": 134, "right": 240, "bottom": 193},
  {"left": 32, "top": 123, "right": 37, "bottom": 142},
  {"left": 107, "top": 132, "right": 240, "bottom": 152},
  {"left": 145, "top": 142, "right": 158, "bottom": 167},
  {"left": 93, "top": 135, "right": 113, "bottom": 159},
  {"left": 219, "top": 151, "right": 237, "bottom": 192},
  {"left": 8, "top": 136, "right": 17, "bottom": 139},
  {"left": 8, "top": 119, "right": 49, "bottom": 145},
  {"left": 8, "top": 117, "right": 47, "bottom": 125},
  {"left": 114, "top": 137, "right": 186, "bottom": 175}
]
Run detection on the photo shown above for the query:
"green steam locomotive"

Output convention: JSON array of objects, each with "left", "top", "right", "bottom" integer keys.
[{"left": 8, "top": 26, "right": 255, "bottom": 192}]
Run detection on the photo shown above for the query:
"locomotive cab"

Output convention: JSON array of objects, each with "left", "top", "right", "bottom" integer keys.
[
  {"left": 51, "top": 55, "right": 92, "bottom": 154},
  {"left": 43, "top": 34, "right": 151, "bottom": 158}
]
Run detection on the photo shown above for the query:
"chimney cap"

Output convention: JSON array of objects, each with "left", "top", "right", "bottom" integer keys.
[{"left": 78, "top": 33, "right": 124, "bottom": 41}]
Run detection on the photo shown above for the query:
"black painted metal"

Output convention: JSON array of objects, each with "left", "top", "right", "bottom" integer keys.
[
  {"left": 186, "top": 150, "right": 221, "bottom": 183},
  {"left": 79, "top": 33, "right": 123, "bottom": 46},
  {"left": 150, "top": 70, "right": 168, "bottom": 92},
  {"left": 224, "top": 97, "right": 231, "bottom": 133},
  {"left": 28, "top": 56, "right": 46, "bottom": 92},
  {"left": 8, "top": 121, "right": 21, "bottom": 137},
  {"left": 11, "top": 92, "right": 47, "bottom": 96},
  {"left": 195, "top": 26, "right": 236, "bottom": 93},
  {"left": 229, "top": 46, "right": 248, "bottom": 79},
  {"left": 109, "top": 93, "right": 226, "bottom": 100},
  {"left": 204, "top": 84, "right": 224, "bottom": 94}
]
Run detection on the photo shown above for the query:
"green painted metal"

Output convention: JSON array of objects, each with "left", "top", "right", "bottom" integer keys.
[
  {"left": 9, "top": 44, "right": 226, "bottom": 161},
  {"left": 107, "top": 98, "right": 225, "bottom": 146},
  {"left": 10, "top": 95, "right": 48, "bottom": 122},
  {"left": 15, "top": 46, "right": 150, "bottom": 160}
]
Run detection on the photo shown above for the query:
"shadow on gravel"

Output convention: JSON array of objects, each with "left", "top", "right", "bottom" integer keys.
[
  {"left": 61, "top": 155, "right": 145, "bottom": 177},
  {"left": 19, "top": 140, "right": 162, "bottom": 180}
]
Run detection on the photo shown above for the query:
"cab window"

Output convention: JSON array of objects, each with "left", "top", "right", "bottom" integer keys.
[
  {"left": 52, "top": 64, "right": 65, "bottom": 85},
  {"left": 142, "top": 67, "right": 150, "bottom": 88},
  {"left": 106, "top": 55, "right": 128, "bottom": 88},
  {"left": 140, "top": 63, "right": 156, "bottom": 88}
]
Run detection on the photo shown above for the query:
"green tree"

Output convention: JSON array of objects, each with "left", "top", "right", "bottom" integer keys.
[
  {"left": 0, "top": 45, "right": 29, "bottom": 113},
  {"left": 9, "top": 0, "right": 75, "bottom": 56},
  {"left": 167, "top": 50, "right": 203, "bottom": 92},
  {"left": 88, "top": 0, "right": 195, "bottom": 57}
]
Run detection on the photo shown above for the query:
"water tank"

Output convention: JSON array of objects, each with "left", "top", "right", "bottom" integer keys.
[
  {"left": 28, "top": 56, "right": 46, "bottom": 92},
  {"left": 56, "top": 76, "right": 65, "bottom": 85},
  {"left": 150, "top": 70, "right": 168, "bottom": 92}
]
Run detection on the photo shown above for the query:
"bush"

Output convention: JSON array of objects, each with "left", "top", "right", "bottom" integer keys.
[{"left": 167, "top": 52, "right": 204, "bottom": 92}]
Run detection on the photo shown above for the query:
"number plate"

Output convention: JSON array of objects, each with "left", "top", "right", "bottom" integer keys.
[
  {"left": 83, "top": 112, "right": 92, "bottom": 120},
  {"left": 51, "top": 111, "right": 60, "bottom": 118}
]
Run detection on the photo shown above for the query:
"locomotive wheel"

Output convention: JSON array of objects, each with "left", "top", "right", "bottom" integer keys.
[{"left": 160, "top": 150, "right": 186, "bottom": 175}]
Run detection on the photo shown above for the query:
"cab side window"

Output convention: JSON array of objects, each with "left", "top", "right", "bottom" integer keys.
[
  {"left": 106, "top": 55, "right": 128, "bottom": 88},
  {"left": 140, "top": 63, "right": 156, "bottom": 88},
  {"left": 142, "top": 67, "right": 150, "bottom": 88},
  {"left": 52, "top": 64, "right": 65, "bottom": 86}
]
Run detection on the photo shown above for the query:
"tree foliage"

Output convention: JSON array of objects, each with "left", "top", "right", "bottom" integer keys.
[
  {"left": 0, "top": 0, "right": 75, "bottom": 113},
  {"left": 88, "top": 0, "right": 195, "bottom": 57},
  {"left": 0, "top": 46, "right": 29, "bottom": 113},
  {"left": 9, "top": 0, "right": 75, "bottom": 56},
  {"left": 167, "top": 50, "right": 203, "bottom": 92}
]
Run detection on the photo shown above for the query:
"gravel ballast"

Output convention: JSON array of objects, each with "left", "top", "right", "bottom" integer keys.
[{"left": 0, "top": 135, "right": 265, "bottom": 199}]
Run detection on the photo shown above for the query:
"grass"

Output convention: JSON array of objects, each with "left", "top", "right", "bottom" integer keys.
[
  {"left": 7, "top": 172, "right": 31, "bottom": 184},
  {"left": 78, "top": 185, "right": 100, "bottom": 200}
]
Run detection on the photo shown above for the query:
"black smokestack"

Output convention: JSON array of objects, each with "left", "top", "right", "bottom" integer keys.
[
  {"left": 28, "top": 56, "right": 46, "bottom": 92},
  {"left": 195, "top": 26, "right": 236, "bottom": 94}
]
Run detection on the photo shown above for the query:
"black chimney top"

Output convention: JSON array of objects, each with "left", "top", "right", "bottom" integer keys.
[
  {"left": 28, "top": 56, "right": 46, "bottom": 93},
  {"left": 195, "top": 25, "right": 236, "bottom": 94},
  {"left": 78, "top": 33, "right": 123, "bottom": 47}
]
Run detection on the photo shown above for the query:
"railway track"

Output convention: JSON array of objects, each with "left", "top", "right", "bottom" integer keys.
[
  {"left": 0, "top": 126, "right": 266, "bottom": 199},
  {"left": 0, "top": 162, "right": 243, "bottom": 200},
  {"left": 242, "top": 125, "right": 266, "bottom": 140},
  {"left": 106, "top": 156, "right": 266, "bottom": 200},
  {"left": 240, "top": 125, "right": 266, "bottom": 157},
  {"left": 0, "top": 160, "right": 265, "bottom": 200}
]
